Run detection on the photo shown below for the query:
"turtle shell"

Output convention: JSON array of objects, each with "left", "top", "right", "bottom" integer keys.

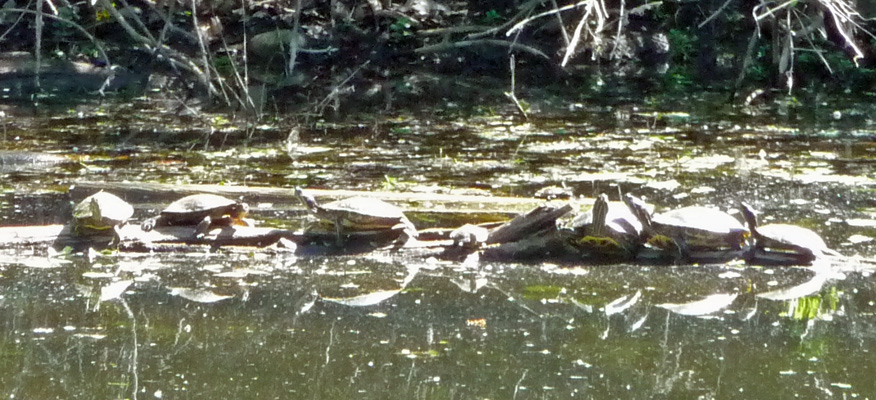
[
  {"left": 755, "top": 224, "right": 829, "bottom": 255},
  {"left": 649, "top": 206, "right": 749, "bottom": 249},
  {"left": 160, "top": 194, "right": 245, "bottom": 222},
  {"left": 319, "top": 197, "right": 410, "bottom": 230},
  {"left": 73, "top": 191, "right": 134, "bottom": 230},
  {"left": 624, "top": 194, "right": 748, "bottom": 252}
]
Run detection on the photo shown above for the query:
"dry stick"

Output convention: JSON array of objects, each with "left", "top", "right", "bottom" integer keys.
[
  {"left": 561, "top": 5, "right": 592, "bottom": 67},
  {"left": 782, "top": 10, "right": 794, "bottom": 94},
  {"left": 822, "top": 0, "right": 865, "bottom": 64},
  {"left": 0, "top": 9, "right": 111, "bottom": 66},
  {"left": 116, "top": 0, "right": 157, "bottom": 43},
  {"left": 505, "top": 55, "right": 529, "bottom": 122},
  {"left": 191, "top": 0, "right": 212, "bottom": 101},
  {"left": 217, "top": 34, "right": 257, "bottom": 115},
  {"left": 149, "top": 0, "right": 187, "bottom": 47},
  {"left": 793, "top": 12, "right": 833, "bottom": 74},
  {"left": 467, "top": 0, "right": 543, "bottom": 40},
  {"left": 241, "top": 0, "right": 253, "bottom": 114},
  {"left": 754, "top": 0, "right": 796, "bottom": 22},
  {"left": 289, "top": 0, "right": 303, "bottom": 77},
  {"left": 34, "top": 0, "right": 43, "bottom": 93},
  {"left": 731, "top": 7, "right": 762, "bottom": 101},
  {"left": 506, "top": 0, "right": 590, "bottom": 37},
  {"left": 698, "top": 0, "right": 735, "bottom": 28},
  {"left": 608, "top": 0, "right": 625, "bottom": 60},
  {"left": 0, "top": 0, "right": 30, "bottom": 42},
  {"left": 96, "top": 0, "right": 218, "bottom": 97},
  {"left": 549, "top": 0, "right": 570, "bottom": 46},
  {"left": 314, "top": 60, "right": 371, "bottom": 115},
  {"left": 414, "top": 39, "right": 549, "bottom": 60}
]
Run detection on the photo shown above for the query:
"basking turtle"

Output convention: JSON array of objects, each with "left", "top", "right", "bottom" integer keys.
[
  {"left": 740, "top": 202, "right": 841, "bottom": 264},
  {"left": 295, "top": 187, "right": 418, "bottom": 245},
  {"left": 72, "top": 191, "right": 134, "bottom": 245},
  {"left": 141, "top": 194, "right": 250, "bottom": 238},
  {"left": 450, "top": 224, "right": 490, "bottom": 250},
  {"left": 624, "top": 194, "right": 749, "bottom": 260},
  {"left": 534, "top": 185, "right": 573, "bottom": 200},
  {"left": 566, "top": 193, "right": 642, "bottom": 258}
]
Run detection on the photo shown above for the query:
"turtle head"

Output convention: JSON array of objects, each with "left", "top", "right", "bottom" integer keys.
[
  {"left": 739, "top": 202, "right": 759, "bottom": 231},
  {"left": 623, "top": 193, "right": 652, "bottom": 230},
  {"left": 232, "top": 202, "right": 250, "bottom": 218},
  {"left": 590, "top": 193, "right": 610, "bottom": 235},
  {"left": 294, "top": 187, "right": 319, "bottom": 211}
]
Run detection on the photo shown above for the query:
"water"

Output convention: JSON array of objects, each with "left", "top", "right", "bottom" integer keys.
[
  {"left": 1, "top": 257, "right": 874, "bottom": 398},
  {"left": 0, "top": 93, "right": 875, "bottom": 398}
]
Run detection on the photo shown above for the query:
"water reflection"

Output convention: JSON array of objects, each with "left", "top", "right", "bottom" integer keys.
[{"left": 1, "top": 256, "right": 874, "bottom": 398}]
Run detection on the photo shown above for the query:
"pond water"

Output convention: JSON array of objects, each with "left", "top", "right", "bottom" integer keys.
[{"left": 1, "top": 91, "right": 875, "bottom": 398}]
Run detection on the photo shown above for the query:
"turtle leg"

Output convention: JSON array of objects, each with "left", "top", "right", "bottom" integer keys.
[
  {"left": 670, "top": 238, "right": 687, "bottom": 263},
  {"left": 111, "top": 225, "right": 123, "bottom": 248},
  {"left": 194, "top": 216, "right": 212, "bottom": 239}
]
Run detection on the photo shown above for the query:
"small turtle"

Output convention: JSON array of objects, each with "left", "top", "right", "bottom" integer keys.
[
  {"left": 141, "top": 194, "right": 250, "bottom": 238},
  {"left": 534, "top": 185, "right": 573, "bottom": 200},
  {"left": 450, "top": 224, "right": 490, "bottom": 250},
  {"left": 295, "top": 187, "right": 418, "bottom": 245},
  {"left": 624, "top": 194, "right": 749, "bottom": 260},
  {"left": 740, "top": 202, "right": 841, "bottom": 265},
  {"left": 566, "top": 193, "right": 642, "bottom": 258},
  {"left": 72, "top": 191, "right": 134, "bottom": 245}
]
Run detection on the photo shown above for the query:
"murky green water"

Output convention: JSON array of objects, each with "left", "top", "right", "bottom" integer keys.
[
  {"left": 1, "top": 92, "right": 875, "bottom": 398},
  {"left": 2, "top": 257, "right": 874, "bottom": 398}
]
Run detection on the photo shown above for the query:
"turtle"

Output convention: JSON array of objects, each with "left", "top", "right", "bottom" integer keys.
[
  {"left": 534, "top": 185, "right": 573, "bottom": 200},
  {"left": 140, "top": 194, "right": 250, "bottom": 238},
  {"left": 623, "top": 194, "right": 749, "bottom": 260},
  {"left": 739, "top": 202, "right": 841, "bottom": 265},
  {"left": 565, "top": 193, "right": 642, "bottom": 258},
  {"left": 72, "top": 191, "right": 135, "bottom": 245},
  {"left": 295, "top": 187, "right": 418, "bottom": 245},
  {"left": 450, "top": 224, "right": 490, "bottom": 250}
]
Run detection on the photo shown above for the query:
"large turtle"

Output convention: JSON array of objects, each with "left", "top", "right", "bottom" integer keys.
[
  {"left": 624, "top": 194, "right": 749, "bottom": 260},
  {"left": 141, "top": 194, "right": 250, "bottom": 238},
  {"left": 740, "top": 202, "right": 841, "bottom": 265},
  {"left": 72, "top": 191, "right": 134, "bottom": 245},
  {"left": 295, "top": 187, "right": 418, "bottom": 245},
  {"left": 565, "top": 193, "right": 642, "bottom": 259}
]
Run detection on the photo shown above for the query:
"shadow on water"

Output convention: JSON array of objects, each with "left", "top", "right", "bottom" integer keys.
[{"left": 1, "top": 91, "right": 875, "bottom": 398}]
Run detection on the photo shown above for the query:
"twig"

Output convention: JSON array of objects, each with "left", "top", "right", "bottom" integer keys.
[
  {"left": 467, "top": 0, "right": 543, "bottom": 39},
  {"left": 754, "top": 0, "right": 796, "bottom": 22},
  {"left": 609, "top": 0, "right": 625, "bottom": 60},
  {"left": 549, "top": 0, "right": 570, "bottom": 46},
  {"left": 34, "top": 0, "right": 43, "bottom": 93},
  {"left": 288, "top": 0, "right": 303, "bottom": 77},
  {"left": 698, "top": 0, "right": 734, "bottom": 28},
  {"left": 0, "top": 1, "right": 29, "bottom": 42},
  {"left": 561, "top": 0, "right": 607, "bottom": 67},
  {"left": 506, "top": 0, "right": 590, "bottom": 37},
  {"left": 0, "top": 8, "right": 111, "bottom": 66},
  {"left": 191, "top": 0, "right": 212, "bottom": 100},
  {"left": 415, "top": 39, "right": 549, "bottom": 59},
  {"left": 313, "top": 60, "right": 370, "bottom": 115},
  {"left": 504, "top": 54, "right": 529, "bottom": 121}
]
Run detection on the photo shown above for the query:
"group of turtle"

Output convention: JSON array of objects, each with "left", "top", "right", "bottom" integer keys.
[
  {"left": 70, "top": 187, "right": 840, "bottom": 265},
  {"left": 70, "top": 187, "right": 418, "bottom": 246},
  {"left": 563, "top": 193, "right": 841, "bottom": 265}
]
